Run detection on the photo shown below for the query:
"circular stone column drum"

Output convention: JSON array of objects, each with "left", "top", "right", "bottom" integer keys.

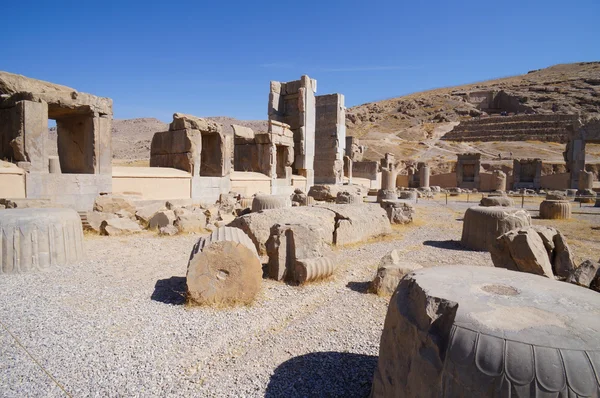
[
  {"left": 539, "top": 200, "right": 572, "bottom": 219},
  {"left": 371, "top": 266, "right": 600, "bottom": 397},
  {"left": 490, "top": 170, "right": 507, "bottom": 192},
  {"left": 251, "top": 194, "right": 292, "bottom": 212},
  {"left": 461, "top": 206, "right": 531, "bottom": 251},
  {"left": 0, "top": 208, "right": 84, "bottom": 274}
]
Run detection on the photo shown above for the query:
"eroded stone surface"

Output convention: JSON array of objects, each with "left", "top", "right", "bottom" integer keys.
[
  {"left": 371, "top": 266, "right": 600, "bottom": 397},
  {"left": 371, "top": 250, "right": 422, "bottom": 295}
]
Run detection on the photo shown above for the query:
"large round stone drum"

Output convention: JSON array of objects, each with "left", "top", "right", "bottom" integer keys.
[
  {"left": 371, "top": 266, "right": 600, "bottom": 397},
  {"left": 539, "top": 199, "right": 572, "bottom": 219},
  {"left": 461, "top": 206, "right": 531, "bottom": 251},
  {"left": 0, "top": 208, "right": 84, "bottom": 274}
]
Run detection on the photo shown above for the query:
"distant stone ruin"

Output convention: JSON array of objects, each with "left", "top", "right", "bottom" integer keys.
[
  {"left": 456, "top": 153, "right": 481, "bottom": 189},
  {"left": 442, "top": 114, "right": 579, "bottom": 142}
]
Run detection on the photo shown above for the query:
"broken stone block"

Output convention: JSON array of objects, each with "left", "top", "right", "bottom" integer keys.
[
  {"left": 0, "top": 208, "right": 83, "bottom": 274},
  {"left": 461, "top": 206, "right": 531, "bottom": 251},
  {"left": 0, "top": 198, "right": 53, "bottom": 209},
  {"left": 371, "top": 265, "right": 600, "bottom": 397},
  {"left": 148, "top": 210, "right": 176, "bottom": 230},
  {"left": 490, "top": 227, "right": 555, "bottom": 278},
  {"left": 376, "top": 189, "right": 397, "bottom": 203},
  {"left": 318, "top": 203, "right": 392, "bottom": 246},
  {"left": 308, "top": 184, "right": 365, "bottom": 202},
  {"left": 398, "top": 191, "right": 417, "bottom": 201},
  {"left": 567, "top": 260, "right": 600, "bottom": 292},
  {"left": 229, "top": 207, "right": 337, "bottom": 256},
  {"left": 100, "top": 218, "right": 142, "bottom": 236},
  {"left": 158, "top": 225, "right": 178, "bottom": 236},
  {"left": 93, "top": 195, "right": 136, "bottom": 215},
  {"left": 251, "top": 194, "right": 292, "bottom": 212},
  {"left": 371, "top": 250, "right": 422, "bottom": 295},
  {"left": 174, "top": 210, "right": 207, "bottom": 233},
  {"left": 266, "top": 223, "right": 329, "bottom": 281},
  {"left": 479, "top": 196, "right": 514, "bottom": 207},
  {"left": 539, "top": 200, "right": 571, "bottom": 219},
  {"left": 291, "top": 189, "right": 308, "bottom": 206},
  {"left": 135, "top": 202, "right": 167, "bottom": 225},
  {"left": 186, "top": 227, "right": 262, "bottom": 306},
  {"left": 116, "top": 209, "right": 135, "bottom": 220},
  {"left": 335, "top": 191, "right": 363, "bottom": 204},
  {"left": 380, "top": 199, "right": 414, "bottom": 224},
  {"left": 293, "top": 257, "right": 336, "bottom": 284},
  {"left": 85, "top": 211, "right": 118, "bottom": 233}
]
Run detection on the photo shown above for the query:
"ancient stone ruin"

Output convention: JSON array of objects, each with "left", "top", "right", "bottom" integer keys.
[
  {"left": 0, "top": 71, "right": 112, "bottom": 210},
  {"left": 455, "top": 153, "right": 481, "bottom": 190},
  {"left": 512, "top": 158, "right": 542, "bottom": 190},
  {"left": 314, "top": 94, "right": 346, "bottom": 184}
]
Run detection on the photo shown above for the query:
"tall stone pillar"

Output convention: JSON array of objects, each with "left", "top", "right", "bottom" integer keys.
[
  {"left": 419, "top": 165, "right": 430, "bottom": 188},
  {"left": 344, "top": 156, "right": 352, "bottom": 184}
]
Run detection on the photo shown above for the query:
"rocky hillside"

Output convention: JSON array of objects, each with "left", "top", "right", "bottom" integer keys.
[{"left": 344, "top": 62, "right": 600, "bottom": 165}]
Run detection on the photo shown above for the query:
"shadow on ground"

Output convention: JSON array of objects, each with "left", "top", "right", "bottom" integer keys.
[
  {"left": 265, "top": 351, "right": 377, "bottom": 398},
  {"left": 423, "top": 240, "right": 466, "bottom": 251},
  {"left": 151, "top": 276, "right": 186, "bottom": 305},
  {"left": 346, "top": 281, "right": 371, "bottom": 294}
]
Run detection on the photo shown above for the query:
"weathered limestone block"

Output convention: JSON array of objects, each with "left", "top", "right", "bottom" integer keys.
[
  {"left": 318, "top": 203, "right": 392, "bottom": 246},
  {"left": 371, "top": 266, "right": 600, "bottom": 397},
  {"left": 293, "top": 257, "right": 336, "bottom": 284},
  {"left": 376, "top": 189, "right": 397, "bottom": 203},
  {"left": 100, "top": 218, "right": 142, "bottom": 236},
  {"left": 290, "top": 189, "right": 308, "bottom": 206},
  {"left": 93, "top": 195, "right": 136, "bottom": 215},
  {"left": 461, "top": 206, "right": 531, "bottom": 251},
  {"left": 150, "top": 129, "right": 199, "bottom": 173},
  {"left": 479, "top": 196, "right": 514, "bottom": 207},
  {"left": 238, "top": 197, "right": 253, "bottom": 210},
  {"left": 85, "top": 211, "right": 118, "bottom": 232},
  {"left": 229, "top": 207, "right": 337, "bottom": 256},
  {"left": 174, "top": 209, "right": 207, "bottom": 233},
  {"left": 135, "top": 202, "right": 167, "bottom": 225},
  {"left": 0, "top": 208, "right": 83, "bottom": 274},
  {"left": 336, "top": 191, "right": 363, "bottom": 204},
  {"left": 169, "top": 113, "right": 221, "bottom": 133},
  {"left": 490, "top": 227, "right": 554, "bottom": 277},
  {"left": 546, "top": 191, "right": 567, "bottom": 200},
  {"left": 490, "top": 170, "right": 507, "bottom": 191},
  {"left": 567, "top": 260, "right": 600, "bottom": 292},
  {"left": 251, "top": 194, "right": 292, "bottom": 212},
  {"left": 308, "top": 184, "right": 365, "bottom": 202},
  {"left": 539, "top": 200, "right": 571, "bottom": 219},
  {"left": 48, "top": 156, "right": 61, "bottom": 174},
  {"left": 266, "top": 223, "right": 328, "bottom": 281},
  {"left": 158, "top": 225, "right": 178, "bottom": 236},
  {"left": 491, "top": 226, "right": 575, "bottom": 279},
  {"left": 0, "top": 198, "right": 53, "bottom": 209},
  {"left": 148, "top": 210, "right": 176, "bottom": 230},
  {"left": 380, "top": 200, "right": 415, "bottom": 224},
  {"left": 186, "top": 227, "right": 261, "bottom": 306},
  {"left": 398, "top": 191, "right": 417, "bottom": 201},
  {"left": 371, "top": 250, "right": 422, "bottom": 295}
]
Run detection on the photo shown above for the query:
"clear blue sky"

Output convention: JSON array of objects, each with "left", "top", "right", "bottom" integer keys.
[{"left": 2, "top": 0, "right": 599, "bottom": 122}]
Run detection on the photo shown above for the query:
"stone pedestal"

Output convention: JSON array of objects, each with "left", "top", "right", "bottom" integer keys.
[{"left": 371, "top": 265, "right": 600, "bottom": 397}]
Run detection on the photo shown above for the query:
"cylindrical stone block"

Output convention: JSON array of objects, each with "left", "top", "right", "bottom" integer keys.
[
  {"left": 239, "top": 198, "right": 253, "bottom": 210},
  {"left": 461, "top": 206, "right": 531, "bottom": 251},
  {"left": 293, "top": 257, "right": 336, "bottom": 284},
  {"left": 419, "top": 166, "right": 430, "bottom": 188},
  {"left": 578, "top": 170, "right": 594, "bottom": 190},
  {"left": 336, "top": 191, "right": 363, "bottom": 204},
  {"left": 48, "top": 156, "right": 61, "bottom": 174},
  {"left": 377, "top": 190, "right": 397, "bottom": 203},
  {"left": 398, "top": 191, "right": 418, "bottom": 201},
  {"left": 491, "top": 170, "right": 507, "bottom": 192},
  {"left": 371, "top": 266, "right": 600, "bottom": 397},
  {"left": 186, "top": 227, "right": 262, "bottom": 306},
  {"left": 251, "top": 194, "right": 292, "bottom": 212},
  {"left": 381, "top": 169, "right": 397, "bottom": 191},
  {"left": 539, "top": 200, "right": 571, "bottom": 219},
  {"left": 0, "top": 208, "right": 83, "bottom": 274}
]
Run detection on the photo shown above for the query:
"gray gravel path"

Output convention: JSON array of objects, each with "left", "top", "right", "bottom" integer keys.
[{"left": 0, "top": 201, "right": 492, "bottom": 397}]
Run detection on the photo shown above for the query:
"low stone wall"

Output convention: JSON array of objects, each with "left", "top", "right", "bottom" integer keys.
[
  {"left": 430, "top": 172, "right": 457, "bottom": 188},
  {"left": 230, "top": 172, "right": 271, "bottom": 197},
  {"left": 112, "top": 167, "right": 191, "bottom": 200},
  {"left": 540, "top": 173, "right": 570, "bottom": 190},
  {"left": 0, "top": 167, "right": 25, "bottom": 198}
]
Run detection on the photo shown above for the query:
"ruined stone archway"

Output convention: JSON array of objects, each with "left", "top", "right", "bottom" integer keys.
[{"left": 564, "top": 119, "right": 600, "bottom": 188}]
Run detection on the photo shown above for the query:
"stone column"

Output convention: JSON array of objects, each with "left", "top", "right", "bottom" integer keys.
[
  {"left": 381, "top": 168, "right": 397, "bottom": 190},
  {"left": 578, "top": 170, "right": 594, "bottom": 190},
  {"left": 344, "top": 156, "right": 352, "bottom": 184},
  {"left": 419, "top": 165, "right": 430, "bottom": 188},
  {"left": 491, "top": 170, "right": 507, "bottom": 191}
]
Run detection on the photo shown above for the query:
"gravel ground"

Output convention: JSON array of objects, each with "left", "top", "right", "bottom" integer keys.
[{"left": 3, "top": 199, "right": 589, "bottom": 397}]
